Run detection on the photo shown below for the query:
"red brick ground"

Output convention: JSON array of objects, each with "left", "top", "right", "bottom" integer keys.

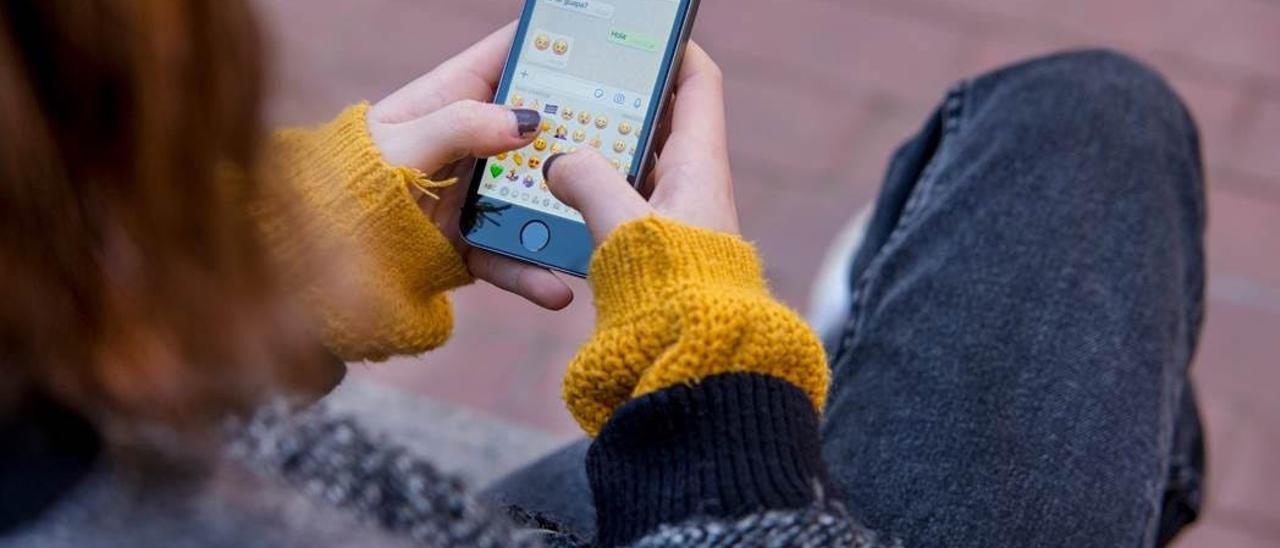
[{"left": 258, "top": 0, "right": 1280, "bottom": 544}]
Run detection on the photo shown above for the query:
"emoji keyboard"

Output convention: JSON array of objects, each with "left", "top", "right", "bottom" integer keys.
[
  {"left": 478, "top": 0, "right": 680, "bottom": 223},
  {"left": 481, "top": 90, "right": 642, "bottom": 222}
]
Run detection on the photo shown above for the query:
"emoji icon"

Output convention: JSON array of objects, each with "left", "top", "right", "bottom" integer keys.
[
  {"left": 528, "top": 156, "right": 542, "bottom": 170},
  {"left": 551, "top": 142, "right": 564, "bottom": 154},
  {"left": 530, "top": 99, "right": 542, "bottom": 110},
  {"left": 561, "top": 107, "right": 574, "bottom": 121},
  {"left": 572, "top": 129, "right": 586, "bottom": 143},
  {"left": 625, "top": 162, "right": 633, "bottom": 172},
  {"left": 611, "top": 159, "right": 622, "bottom": 170},
  {"left": 489, "top": 164, "right": 505, "bottom": 179},
  {"left": 553, "top": 38, "right": 569, "bottom": 56},
  {"left": 506, "top": 170, "right": 520, "bottom": 182},
  {"left": 533, "top": 138, "right": 548, "bottom": 152},
  {"left": 555, "top": 126, "right": 568, "bottom": 140},
  {"left": 544, "top": 104, "right": 559, "bottom": 115},
  {"left": 496, "top": 152, "right": 508, "bottom": 161},
  {"left": 513, "top": 153, "right": 524, "bottom": 167},
  {"left": 540, "top": 181, "right": 549, "bottom": 191},
  {"left": 540, "top": 119, "right": 552, "bottom": 133},
  {"left": 613, "top": 140, "right": 626, "bottom": 153},
  {"left": 618, "top": 121, "right": 633, "bottom": 136},
  {"left": 534, "top": 34, "right": 550, "bottom": 51},
  {"left": 577, "top": 111, "right": 592, "bottom": 125},
  {"left": 590, "top": 135, "right": 601, "bottom": 148},
  {"left": 628, "top": 145, "right": 636, "bottom": 155},
  {"left": 523, "top": 174, "right": 536, "bottom": 188},
  {"left": 594, "top": 115, "right": 608, "bottom": 129},
  {"left": 511, "top": 94, "right": 524, "bottom": 107}
]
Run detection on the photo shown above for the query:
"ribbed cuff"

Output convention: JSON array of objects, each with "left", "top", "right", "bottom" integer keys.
[
  {"left": 587, "top": 373, "right": 830, "bottom": 547},
  {"left": 589, "top": 217, "right": 764, "bottom": 326},
  {"left": 266, "top": 103, "right": 472, "bottom": 361},
  {"left": 302, "top": 102, "right": 472, "bottom": 294}
]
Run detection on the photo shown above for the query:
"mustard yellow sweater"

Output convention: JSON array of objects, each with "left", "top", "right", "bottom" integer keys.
[{"left": 269, "top": 104, "right": 828, "bottom": 436}]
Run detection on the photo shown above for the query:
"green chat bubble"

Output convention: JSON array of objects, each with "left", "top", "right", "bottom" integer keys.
[{"left": 608, "top": 28, "right": 660, "bottom": 52}]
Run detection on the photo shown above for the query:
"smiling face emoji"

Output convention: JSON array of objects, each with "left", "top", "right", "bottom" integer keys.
[
  {"left": 551, "top": 142, "right": 564, "bottom": 154},
  {"left": 613, "top": 140, "right": 627, "bottom": 154},
  {"left": 534, "top": 34, "right": 550, "bottom": 51},
  {"left": 577, "top": 111, "right": 591, "bottom": 125},
  {"left": 532, "top": 138, "right": 548, "bottom": 152},
  {"left": 527, "top": 156, "right": 542, "bottom": 170},
  {"left": 552, "top": 39, "right": 569, "bottom": 56},
  {"left": 572, "top": 129, "right": 586, "bottom": 143},
  {"left": 617, "top": 121, "right": 633, "bottom": 136},
  {"left": 589, "top": 135, "right": 602, "bottom": 148},
  {"left": 594, "top": 115, "right": 609, "bottom": 129},
  {"left": 560, "top": 107, "right": 574, "bottom": 121}
]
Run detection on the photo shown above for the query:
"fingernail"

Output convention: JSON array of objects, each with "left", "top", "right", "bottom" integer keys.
[
  {"left": 542, "top": 153, "right": 563, "bottom": 180},
  {"left": 513, "top": 109, "right": 540, "bottom": 136}
]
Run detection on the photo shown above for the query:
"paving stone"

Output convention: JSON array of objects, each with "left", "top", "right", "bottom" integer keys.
[
  {"left": 695, "top": 0, "right": 971, "bottom": 105},
  {"left": 1207, "top": 187, "right": 1280, "bottom": 292},
  {"left": 1233, "top": 97, "right": 1280, "bottom": 182},
  {"left": 1173, "top": 518, "right": 1280, "bottom": 548}
]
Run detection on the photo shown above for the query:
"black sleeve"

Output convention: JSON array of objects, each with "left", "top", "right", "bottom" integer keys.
[{"left": 586, "top": 373, "right": 833, "bottom": 547}]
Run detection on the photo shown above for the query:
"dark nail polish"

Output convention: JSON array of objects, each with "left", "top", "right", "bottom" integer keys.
[
  {"left": 513, "top": 109, "right": 541, "bottom": 136},
  {"left": 542, "top": 153, "right": 563, "bottom": 180}
]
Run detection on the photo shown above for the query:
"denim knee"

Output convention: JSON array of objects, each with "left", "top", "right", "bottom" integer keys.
[
  {"left": 976, "top": 49, "right": 1193, "bottom": 135},
  {"left": 963, "top": 48, "right": 1203, "bottom": 201}
]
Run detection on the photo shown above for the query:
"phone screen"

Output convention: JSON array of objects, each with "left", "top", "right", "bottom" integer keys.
[{"left": 477, "top": 0, "right": 685, "bottom": 223}]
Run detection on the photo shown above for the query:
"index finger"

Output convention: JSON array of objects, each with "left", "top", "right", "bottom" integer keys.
[{"left": 372, "top": 22, "right": 517, "bottom": 123}]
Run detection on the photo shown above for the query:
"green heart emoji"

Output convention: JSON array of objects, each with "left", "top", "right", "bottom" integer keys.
[{"left": 490, "top": 164, "right": 505, "bottom": 178}]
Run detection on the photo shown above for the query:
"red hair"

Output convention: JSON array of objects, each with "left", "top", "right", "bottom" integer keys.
[{"left": 0, "top": 0, "right": 326, "bottom": 431}]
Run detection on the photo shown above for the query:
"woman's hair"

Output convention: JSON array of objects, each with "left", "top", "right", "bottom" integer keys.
[{"left": 0, "top": 0, "right": 323, "bottom": 431}]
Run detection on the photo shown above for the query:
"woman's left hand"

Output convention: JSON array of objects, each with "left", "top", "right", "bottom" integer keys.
[{"left": 366, "top": 23, "right": 574, "bottom": 310}]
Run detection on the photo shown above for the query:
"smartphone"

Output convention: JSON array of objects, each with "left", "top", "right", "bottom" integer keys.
[{"left": 461, "top": 0, "right": 701, "bottom": 277}]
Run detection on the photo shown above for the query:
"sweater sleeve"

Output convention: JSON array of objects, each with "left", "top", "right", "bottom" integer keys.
[
  {"left": 561, "top": 217, "right": 884, "bottom": 546},
  {"left": 260, "top": 103, "right": 472, "bottom": 362},
  {"left": 563, "top": 216, "right": 829, "bottom": 436}
]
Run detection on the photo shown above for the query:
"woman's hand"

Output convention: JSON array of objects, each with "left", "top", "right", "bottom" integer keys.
[
  {"left": 366, "top": 23, "right": 574, "bottom": 310},
  {"left": 543, "top": 42, "right": 738, "bottom": 245}
]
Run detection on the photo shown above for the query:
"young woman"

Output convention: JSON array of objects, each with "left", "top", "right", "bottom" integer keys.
[{"left": 1, "top": 1, "right": 1204, "bottom": 547}]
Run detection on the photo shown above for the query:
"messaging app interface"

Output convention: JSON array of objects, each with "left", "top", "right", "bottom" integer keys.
[{"left": 480, "top": 0, "right": 682, "bottom": 222}]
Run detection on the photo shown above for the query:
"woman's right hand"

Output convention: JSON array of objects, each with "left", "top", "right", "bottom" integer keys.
[
  {"left": 543, "top": 43, "right": 739, "bottom": 245},
  {"left": 547, "top": 45, "right": 832, "bottom": 436}
]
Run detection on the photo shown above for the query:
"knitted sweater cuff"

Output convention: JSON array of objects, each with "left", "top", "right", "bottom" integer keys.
[
  {"left": 588, "top": 373, "right": 830, "bottom": 547},
  {"left": 262, "top": 103, "right": 471, "bottom": 361},
  {"left": 563, "top": 216, "right": 829, "bottom": 436}
]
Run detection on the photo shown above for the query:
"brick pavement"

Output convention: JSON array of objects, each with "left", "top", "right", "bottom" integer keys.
[{"left": 257, "top": 0, "right": 1280, "bottom": 544}]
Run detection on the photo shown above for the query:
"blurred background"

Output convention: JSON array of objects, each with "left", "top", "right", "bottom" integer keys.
[{"left": 255, "top": 0, "right": 1279, "bottom": 545}]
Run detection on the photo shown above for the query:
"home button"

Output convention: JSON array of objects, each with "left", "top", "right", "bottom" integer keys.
[{"left": 519, "top": 220, "right": 550, "bottom": 252}]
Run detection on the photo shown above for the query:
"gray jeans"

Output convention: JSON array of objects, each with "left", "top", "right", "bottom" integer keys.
[{"left": 483, "top": 49, "right": 1206, "bottom": 548}]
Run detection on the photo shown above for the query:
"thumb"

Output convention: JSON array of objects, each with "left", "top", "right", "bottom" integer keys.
[
  {"left": 543, "top": 150, "right": 651, "bottom": 244},
  {"left": 372, "top": 100, "right": 541, "bottom": 173}
]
